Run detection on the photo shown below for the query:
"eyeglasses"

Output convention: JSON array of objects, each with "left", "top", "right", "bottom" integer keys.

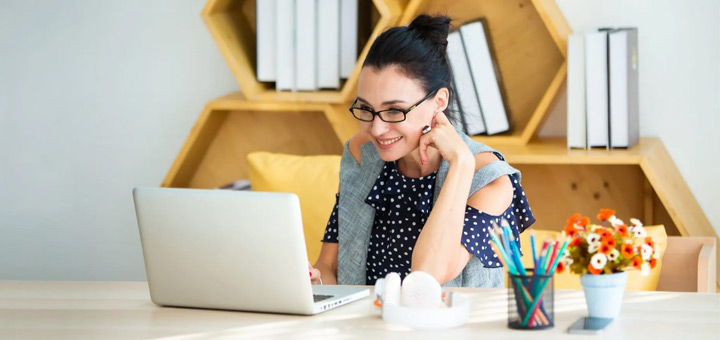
[{"left": 348, "top": 89, "right": 439, "bottom": 123}]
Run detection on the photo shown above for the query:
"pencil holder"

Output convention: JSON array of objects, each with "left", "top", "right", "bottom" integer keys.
[{"left": 507, "top": 269, "right": 554, "bottom": 330}]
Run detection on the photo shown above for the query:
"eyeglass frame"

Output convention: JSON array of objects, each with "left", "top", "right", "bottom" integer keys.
[{"left": 348, "top": 88, "right": 440, "bottom": 123}]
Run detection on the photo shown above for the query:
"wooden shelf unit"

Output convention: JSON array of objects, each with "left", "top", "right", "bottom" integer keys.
[{"left": 166, "top": 0, "right": 718, "bottom": 285}]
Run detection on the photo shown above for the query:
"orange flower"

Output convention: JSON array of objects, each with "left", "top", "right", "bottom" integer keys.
[
  {"left": 602, "top": 237, "right": 617, "bottom": 248},
  {"left": 621, "top": 243, "right": 634, "bottom": 258},
  {"left": 597, "top": 209, "right": 616, "bottom": 221},
  {"left": 596, "top": 228, "right": 612, "bottom": 239},
  {"left": 567, "top": 213, "right": 581, "bottom": 224},
  {"left": 616, "top": 224, "right": 629, "bottom": 237},
  {"left": 599, "top": 243, "right": 613, "bottom": 255},
  {"left": 578, "top": 217, "right": 590, "bottom": 227},
  {"left": 588, "top": 263, "right": 602, "bottom": 275},
  {"left": 571, "top": 237, "right": 582, "bottom": 247},
  {"left": 564, "top": 224, "right": 579, "bottom": 238},
  {"left": 632, "top": 256, "right": 642, "bottom": 270},
  {"left": 557, "top": 261, "right": 566, "bottom": 273},
  {"left": 644, "top": 237, "right": 655, "bottom": 249},
  {"left": 649, "top": 258, "right": 657, "bottom": 269}
]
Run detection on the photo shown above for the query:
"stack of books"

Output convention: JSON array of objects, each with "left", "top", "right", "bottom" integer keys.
[
  {"left": 567, "top": 27, "right": 639, "bottom": 149},
  {"left": 446, "top": 18, "right": 510, "bottom": 136},
  {"left": 256, "top": 0, "right": 368, "bottom": 91}
]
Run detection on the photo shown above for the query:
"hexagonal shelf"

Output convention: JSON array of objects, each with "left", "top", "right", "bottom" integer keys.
[
  {"left": 162, "top": 92, "right": 359, "bottom": 189},
  {"left": 399, "top": 0, "right": 570, "bottom": 146},
  {"left": 201, "top": 0, "right": 404, "bottom": 104}
]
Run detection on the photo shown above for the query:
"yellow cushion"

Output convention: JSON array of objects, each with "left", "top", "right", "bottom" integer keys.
[
  {"left": 246, "top": 152, "right": 340, "bottom": 262},
  {"left": 516, "top": 225, "right": 668, "bottom": 291}
]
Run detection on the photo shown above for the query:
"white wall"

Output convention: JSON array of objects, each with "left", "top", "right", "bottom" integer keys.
[
  {"left": 0, "top": 0, "right": 237, "bottom": 280},
  {"left": 0, "top": 0, "right": 718, "bottom": 281},
  {"left": 540, "top": 0, "right": 720, "bottom": 236}
]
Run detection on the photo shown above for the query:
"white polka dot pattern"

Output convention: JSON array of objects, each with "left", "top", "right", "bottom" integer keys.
[{"left": 321, "top": 161, "right": 535, "bottom": 284}]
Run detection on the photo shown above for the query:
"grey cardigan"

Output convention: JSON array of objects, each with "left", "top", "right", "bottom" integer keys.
[{"left": 336, "top": 132, "right": 520, "bottom": 287}]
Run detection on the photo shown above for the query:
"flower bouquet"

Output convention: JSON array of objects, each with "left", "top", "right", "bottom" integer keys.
[
  {"left": 558, "top": 209, "right": 659, "bottom": 276},
  {"left": 557, "top": 209, "right": 660, "bottom": 319}
]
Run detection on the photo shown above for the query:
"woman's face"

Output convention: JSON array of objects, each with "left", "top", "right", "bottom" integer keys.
[{"left": 355, "top": 65, "right": 440, "bottom": 161}]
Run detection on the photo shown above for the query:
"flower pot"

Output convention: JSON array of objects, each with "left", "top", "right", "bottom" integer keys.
[{"left": 580, "top": 271, "right": 627, "bottom": 319}]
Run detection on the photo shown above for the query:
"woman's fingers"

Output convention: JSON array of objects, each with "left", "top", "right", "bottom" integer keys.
[
  {"left": 308, "top": 263, "right": 321, "bottom": 284},
  {"left": 434, "top": 110, "right": 451, "bottom": 125},
  {"left": 418, "top": 127, "right": 436, "bottom": 165}
]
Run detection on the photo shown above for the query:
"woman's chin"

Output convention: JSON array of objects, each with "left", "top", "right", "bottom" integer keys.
[{"left": 374, "top": 145, "right": 404, "bottom": 162}]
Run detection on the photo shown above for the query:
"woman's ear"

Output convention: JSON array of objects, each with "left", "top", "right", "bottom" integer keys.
[{"left": 434, "top": 87, "right": 450, "bottom": 113}]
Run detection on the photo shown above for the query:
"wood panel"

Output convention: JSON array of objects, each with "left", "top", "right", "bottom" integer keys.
[{"left": 515, "top": 164, "right": 651, "bottom": 232}]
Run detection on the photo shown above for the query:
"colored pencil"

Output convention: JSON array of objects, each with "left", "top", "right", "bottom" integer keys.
[
  {"left": 530, "top": 231, "right": 538, "bottom": 269},
  {"left": 522, "top": 239, "right": 568, "bottom": 327},
  {"left": 544, "top": 240, "right": 561, "bottom": 275}
]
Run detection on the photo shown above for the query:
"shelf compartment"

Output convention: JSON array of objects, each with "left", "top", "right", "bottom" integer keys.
[
  {"left": 163, "top": 93, "right": 358, "bottom": 189},
  {"left": 201, "top": 0, "right": 404, "bottom": 103}
]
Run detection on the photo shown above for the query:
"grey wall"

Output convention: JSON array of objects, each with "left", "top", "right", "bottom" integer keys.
[
  {"left": 1, "top": 0, "right": 718, "bottom": 281},
  {"left": 0, "top": 0, "right": 237, "bottom": 280}
]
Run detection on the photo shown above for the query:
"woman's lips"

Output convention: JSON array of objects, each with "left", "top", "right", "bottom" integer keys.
[{"left": 376, "top": 136, "right": 402, "bottom": 149}]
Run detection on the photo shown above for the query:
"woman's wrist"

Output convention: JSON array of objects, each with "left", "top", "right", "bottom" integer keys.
[{"left": 448, "top": 150, "right": 475, "bottom": 170}]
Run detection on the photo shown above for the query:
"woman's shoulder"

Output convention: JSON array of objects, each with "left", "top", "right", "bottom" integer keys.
[
  {"left": 346, "top": 132, "right": 371, "bottom": 165},
  {"left": 472, "top": 151, "right": 501, "bottom": 172}
]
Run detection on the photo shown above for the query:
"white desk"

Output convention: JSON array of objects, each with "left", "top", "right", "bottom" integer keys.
[{"left": 1, "top": 281, "right": 718, "bottom": 339}]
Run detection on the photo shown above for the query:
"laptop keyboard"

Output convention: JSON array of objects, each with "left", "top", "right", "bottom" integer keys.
[{"left": 313, "top": 294, "right": 334, "bottom": 302}]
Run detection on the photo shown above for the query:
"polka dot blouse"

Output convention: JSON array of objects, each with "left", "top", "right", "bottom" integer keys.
[{"left": 323, "top": 156, "right": 535, "bottom": 285}]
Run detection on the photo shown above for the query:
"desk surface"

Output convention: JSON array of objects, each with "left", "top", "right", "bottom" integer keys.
[{"left": 1, "top": 281, "right": 718, "bottom": 339}]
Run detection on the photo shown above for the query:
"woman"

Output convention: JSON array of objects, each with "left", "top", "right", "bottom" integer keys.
[{"left": 310, "top": 15, "right": 535, "bottom": 287}]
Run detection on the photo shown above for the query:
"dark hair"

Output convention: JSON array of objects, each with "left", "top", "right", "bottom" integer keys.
[{"left": 363, "top": 14, "right": 457, "bottom": 123}]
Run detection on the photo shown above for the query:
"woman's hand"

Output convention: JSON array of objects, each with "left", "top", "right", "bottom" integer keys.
[
  {"left": 418, "top": 111, "right": 473, "bottom": 166},
  {"left": 308, "top": 263, "right": 322, "bottom": 285}
]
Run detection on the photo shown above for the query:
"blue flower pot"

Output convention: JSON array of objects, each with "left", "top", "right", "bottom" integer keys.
[{"left": 580, "top": 271, "right": 627, "bottom": 319}]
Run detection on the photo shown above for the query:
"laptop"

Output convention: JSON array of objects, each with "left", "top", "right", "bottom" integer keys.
[{"left": 132, "top": 187, "right": 369, "bottom": 315}]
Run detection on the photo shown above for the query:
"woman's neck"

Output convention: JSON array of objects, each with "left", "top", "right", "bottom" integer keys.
[{"left": 396, "top": 147, "right": 442, "bottom": 178}]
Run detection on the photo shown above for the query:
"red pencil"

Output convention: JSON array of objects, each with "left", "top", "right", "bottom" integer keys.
[{"left": 544, "top": 240, "right": 560, "bottom": 275}]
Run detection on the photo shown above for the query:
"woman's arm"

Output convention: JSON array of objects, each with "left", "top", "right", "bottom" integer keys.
[
  {"left": 311, "top": 134, "right": 367, "bottom": 285},
  {"left": 313, "top": 242, "right": 338, "bottom": 284},
  {"left": 411, "top": 151, "right": 513, "bottom": 284}
]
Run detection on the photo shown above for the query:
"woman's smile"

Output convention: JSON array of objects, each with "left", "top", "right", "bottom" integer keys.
[{"left": 376, "top": 136, "right": 403, "bottom": 148}]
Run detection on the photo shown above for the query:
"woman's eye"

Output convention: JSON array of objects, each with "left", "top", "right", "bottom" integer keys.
[{"left": 388, "top": 108, "right": 405, "bottom": 114}]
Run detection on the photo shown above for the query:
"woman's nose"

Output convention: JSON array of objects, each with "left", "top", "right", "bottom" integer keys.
[{"left": 370, "top": 116, "right": 390, "bottom": 136}]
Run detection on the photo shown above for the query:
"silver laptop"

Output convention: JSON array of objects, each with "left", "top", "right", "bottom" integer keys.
[{"left": 132, "top": 187, "right": 369, "bottom": 315}]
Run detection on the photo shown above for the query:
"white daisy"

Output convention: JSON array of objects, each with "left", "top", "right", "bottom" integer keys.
[
  {"left": 590, "top": 253, "right": 607, "bottom": 270},
  {"left": 630, "top": 218, "right": 643, "bottom": 228},
  {"left": 585, "top": 232, "right": 601, "bottom": 244},
  {"left": 588, "top": 242, "right": 600, "bottom": 254},
  {"left": 640, "top": 244, "right": 653, "bottom": 260},
  {"left": 608, "top": 215, "right": 624, "bottom": 227},
  {"left": 607, "top": 248, "right": 620, "bottom": 262},
  {"left": 641, "top": 262, "right": 650, "bottom": 276},
  {"left": 633, "top": 226, "right": 647, "bottom": 238}
]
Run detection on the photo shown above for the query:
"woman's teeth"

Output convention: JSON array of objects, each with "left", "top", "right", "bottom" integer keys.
[{"left": 378, "top": 137, "right": 402, "bottom": 145}]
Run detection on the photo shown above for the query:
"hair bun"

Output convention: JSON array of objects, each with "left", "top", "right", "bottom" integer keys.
[{"left": 408, "top": 14, "right": 451, "bottom": 55}]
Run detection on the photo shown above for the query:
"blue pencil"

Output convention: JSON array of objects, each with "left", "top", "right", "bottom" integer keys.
[{"left": 530, "top": 231, "right": 538, "bottom": 270}]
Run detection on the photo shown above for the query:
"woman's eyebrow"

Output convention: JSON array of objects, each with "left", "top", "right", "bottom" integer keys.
[{"left": 356, "top": 96, "right": 407, "bottom": 106}]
